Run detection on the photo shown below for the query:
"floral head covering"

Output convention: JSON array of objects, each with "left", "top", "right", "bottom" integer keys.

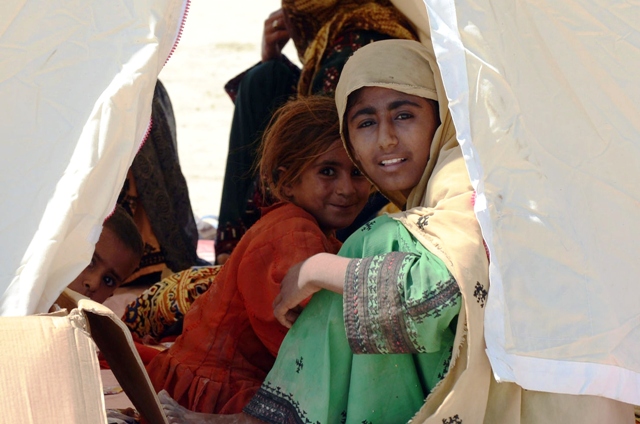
[{"left": 283, "top": 0, "right": 417, "bottom": 95}]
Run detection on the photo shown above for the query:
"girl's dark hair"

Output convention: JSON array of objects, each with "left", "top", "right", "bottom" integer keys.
[
  {"left": 103, "top": 205, "right": 144, "bottom": 259},
  {"left": 258, "top": 95, "right": 342, "bottom": 201}
]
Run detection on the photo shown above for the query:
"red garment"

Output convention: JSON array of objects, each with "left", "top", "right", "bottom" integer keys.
[
  {"left": 146, "top": 203, "right": 341, "bottom": 414},
  {"left": 99, "top": 339, "right": 162, "bottom": 369}
]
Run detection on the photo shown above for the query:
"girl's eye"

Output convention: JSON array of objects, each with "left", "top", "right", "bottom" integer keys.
[
  {"left": 352, "top": 168, "right": 364, "bottom": 177},
  {"left": 320, "top": 167, "right": 336, "bottom": 176},
  {"left": 357, "top": 119, "right": 375, "bottom": 129},
  {"left": 396, "top": 112, "right": 413, "bottom": 120},
  {"left": 103, "top": 276, "right": 116, "bottom": 287}
]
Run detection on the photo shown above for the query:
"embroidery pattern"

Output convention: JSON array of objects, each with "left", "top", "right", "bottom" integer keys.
[
  {"left": 344, "top": 258, "right": 367, "bottom": 354},
  {"left": 295, "top": 357, "right": 304, "bottom": 373},
  {"left": 443, "top": 415, "right": 462, "bottom": 424},
  {"left": 473, "top": 281, "right": 488, "bottom": 308},
  {"left": 375, "top": 252, "right": 417, "bottom": 354},
  {"left": 346, "top": 251, "right": 461, "bottom": 355},
  {"left": 437, "top": 345, "right": 454, "bottom": 380},
  {"left": 243, "top": 383, "right": 319, "bottom": 424},
  {"left": 360, "top": 221, "right": 375, "bottom": 232},
  {"left": 405, "top": 277, "right": 460, "bottom": 320},
  {"left": 417, "top": 215, "right": 429, "bottom": 230}
]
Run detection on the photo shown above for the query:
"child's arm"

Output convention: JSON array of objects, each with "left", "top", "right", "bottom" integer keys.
[
  {"left": 273, "top": 252, "right": 350, "bottom": 328},
  {"left": 239, "top": 218, "right": 338, "bottom": 354}
]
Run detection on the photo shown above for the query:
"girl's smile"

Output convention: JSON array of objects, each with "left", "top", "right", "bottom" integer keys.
[
  {"left": 283, "top": 139, "right": 371, "bottom": 236},
  {"left": 347, "top": 87, "right": 439, "bottom": 198}
]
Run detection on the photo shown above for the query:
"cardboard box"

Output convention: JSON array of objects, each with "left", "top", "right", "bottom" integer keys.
[{"left": 0, "top": 290, "right": 168, "bottom": 423}]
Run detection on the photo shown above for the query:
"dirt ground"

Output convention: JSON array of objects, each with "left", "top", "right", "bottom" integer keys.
[{"left": 157, "top": 0, "right": 300, "bottom": 225}]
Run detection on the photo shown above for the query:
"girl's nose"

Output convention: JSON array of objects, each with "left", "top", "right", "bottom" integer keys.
[
  {"left": 82, "top": 278, "right": 99, "bottom": 296},
  {"left": 336, "top": 174, "right": 356, "bottom": 196},
  {"left": 378, "top": 120, "right": 398, "bottom": 150}
]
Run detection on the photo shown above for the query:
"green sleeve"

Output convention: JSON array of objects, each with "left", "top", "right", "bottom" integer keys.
[{"left": 341, "top": 215, "right": 461, "bottom": 354}]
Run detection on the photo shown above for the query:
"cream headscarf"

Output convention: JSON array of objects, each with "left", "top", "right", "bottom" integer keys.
[{"left": 334, "top": 39, "right": 632, "bottom": 423}]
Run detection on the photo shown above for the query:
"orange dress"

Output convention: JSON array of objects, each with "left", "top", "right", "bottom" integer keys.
[{"left": 146, "top": 203, "right": 341, "bottom": 414}]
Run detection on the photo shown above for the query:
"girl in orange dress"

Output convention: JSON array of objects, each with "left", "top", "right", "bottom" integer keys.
[{"left": 146, "top": 95, "right": 371, "bottom": 414}]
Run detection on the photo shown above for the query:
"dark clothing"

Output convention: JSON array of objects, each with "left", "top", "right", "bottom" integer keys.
[
  {"left": 216, "top": 60, "right": 299, "bottom": 256},
  {"left": 119, "top": 80, "right": 203, "bottom": 285}
]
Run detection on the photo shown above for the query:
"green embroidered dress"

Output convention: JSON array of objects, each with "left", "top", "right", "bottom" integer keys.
[{"left": 244, "top": 214, "right": 461, "bottom": 423}]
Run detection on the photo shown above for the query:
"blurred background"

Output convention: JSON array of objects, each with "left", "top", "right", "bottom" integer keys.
[{"left": 158, "top": 0, "right": 300, "bottom": 224}]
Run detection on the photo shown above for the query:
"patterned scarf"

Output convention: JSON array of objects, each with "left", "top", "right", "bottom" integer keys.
[{"left": 282, "top": 0, "right": 417, "bottom": 96}]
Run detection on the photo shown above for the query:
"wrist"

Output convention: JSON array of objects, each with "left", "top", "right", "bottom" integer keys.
[
  {"left": 300, "top": 253, "right": 347, "bottom": 295},
  {"left": 298, "top": 254, "right": 322, "bottom": 292}
]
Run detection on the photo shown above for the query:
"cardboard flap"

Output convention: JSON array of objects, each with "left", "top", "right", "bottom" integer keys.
[
  {"left": 53, "top": 288, "right": 88, "bottom": 312},
  {"left": 78, "top": 299, "right": 169, "bottom": 424}
]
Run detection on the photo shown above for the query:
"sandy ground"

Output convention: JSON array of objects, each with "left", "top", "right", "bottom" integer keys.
[{"left": 157, "top": 0, "right": 300, "bottom": 224}]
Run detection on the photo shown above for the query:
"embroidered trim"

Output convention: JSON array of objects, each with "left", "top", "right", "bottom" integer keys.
[
  {"left": 344, "top": 257, "right": 368, "bottom": 354},
  {"left": 346, "top": 252, "right": 461, "bottom": 354},
  {"left": 243, "top": 383, "right": 318, "bottom": 424},
  {"left": 406, "top": 277, "right": 460, "bottom": 320},
  {"left": 443, "top": 415, "right": 463, "bottom": 424},
  {"left": 376, "top": 252, "right": 417, "bottom": 353}
]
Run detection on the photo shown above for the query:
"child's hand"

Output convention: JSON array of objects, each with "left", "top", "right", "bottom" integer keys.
[
  {"left": 273, "top": 253, "right": 350, "bottom": 328},
  {"left": 273, "top": 260, "right": 319, "bottom": 328}
]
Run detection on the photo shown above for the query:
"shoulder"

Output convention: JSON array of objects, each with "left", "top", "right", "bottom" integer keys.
[
  {"left": 235, "top": 204, "right": 334, "bottom": 269},
  {"left": 256, "top": 203, "right": 321, "bottom": 230}
]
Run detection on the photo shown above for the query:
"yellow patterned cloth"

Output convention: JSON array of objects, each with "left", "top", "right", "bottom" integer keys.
[
  {"left": 283, "top": 0, "right": 417, "bottom": 95},
  {"left": 122, "top": 266, "right": 222, "bottom": 340}
]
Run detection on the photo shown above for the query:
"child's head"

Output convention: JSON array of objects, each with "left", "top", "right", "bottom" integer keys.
[
  {"left": 68, "top": 205, "right": 143, "bottom": 303},
  {"left": 335, "top": 39, "right": 446, "bottom": 207},
  {"left": 259, "top": 95, "right": 371, "bottom": 235}
]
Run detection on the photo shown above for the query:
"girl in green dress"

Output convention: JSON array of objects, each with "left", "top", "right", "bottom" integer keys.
[
  {"left": 243, "top": 37, "right": 487, "bottom": 424},
  {"left": 160, "top": 39, "right": 488, "bottom": 424}
]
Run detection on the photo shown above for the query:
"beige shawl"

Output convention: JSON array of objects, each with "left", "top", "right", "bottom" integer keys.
[{"left": 335, "top": 39, "right": 632, "bottom": 423}]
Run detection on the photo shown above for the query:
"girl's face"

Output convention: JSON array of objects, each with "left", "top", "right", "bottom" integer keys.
[
  {"left": 284, "top": 139, "right": 371, "bottom": 236},
  {"left": 346, "top": 87, "right": 439, "bottom": 198}
]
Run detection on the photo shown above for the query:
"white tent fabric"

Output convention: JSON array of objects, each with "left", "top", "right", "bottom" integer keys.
[
  {"left": 0, "top": 0, "right": 188, "bottom": 316},
  {"left": 2, "top": 0, "right": 639, "bottom": 408},
  {"left": 424, "top": 0, "right": 640, "bottom": 405}
]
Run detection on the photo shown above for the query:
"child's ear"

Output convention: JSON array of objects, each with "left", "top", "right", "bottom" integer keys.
[
  {"left": 277, "top": 166, "right": 294, "bottom": 199},
  {"left": 282, "top": 185, "right": 293, "bottom": 199}
]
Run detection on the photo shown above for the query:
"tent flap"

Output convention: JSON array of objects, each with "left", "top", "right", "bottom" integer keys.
[
  {"left": 426, "top": 0, "right": 640, "bottom": 404},
  {"left": 0, "top": 0, "right": 188, "bottom": 316}
]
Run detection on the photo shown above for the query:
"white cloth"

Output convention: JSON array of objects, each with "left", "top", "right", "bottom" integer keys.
[
  {"left": 423, "top": 0, "right": 640, "bottom": 405},
  {"left": 0, "top": 0, "right": 188, "bottom": 316}
]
